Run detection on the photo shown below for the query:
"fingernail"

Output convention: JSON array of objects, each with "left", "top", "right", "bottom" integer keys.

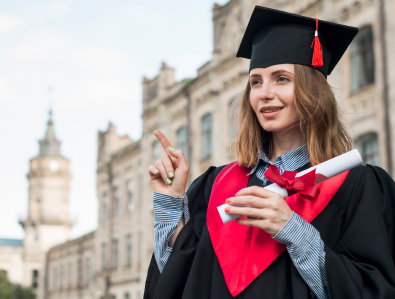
[
  {"left": 168, "top": 172, "right": 174, "bottom": 178},
  {"left": 235, "top": 192, "right": 239, "bottom": 197},
  {"left": 225, "top": 199, "right": 230, "bottom": 204},
  {"left": 169, "top": 147, "right": 175, "bottom": 151},
  {"left": 154, "top": 169, "right": 159, "bottom": 174},
  {"left": 225, "top": 207, "right": 230, "bottom": 213},
  {"left": 235, "top": 219, "right": 240, "bottom": 223},
  {"left": 166, "top": 178, "right": 171, "bottom": 185}
]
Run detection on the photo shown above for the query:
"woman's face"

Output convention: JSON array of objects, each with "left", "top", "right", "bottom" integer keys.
[{"left": 249, "top": 64, "right": 300, "bottom": 133}]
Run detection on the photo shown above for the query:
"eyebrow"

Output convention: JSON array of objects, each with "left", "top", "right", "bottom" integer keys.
[
  {"left": 249, "top": 69, "right": 294, "bottom": 79},
  {"left": 271, "top": 69, "right": 294, "bottom": 76}
]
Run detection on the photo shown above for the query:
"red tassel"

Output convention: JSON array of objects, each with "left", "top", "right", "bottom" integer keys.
[{"left": 311, "top": 18, "right": 323, "bottom": 68}]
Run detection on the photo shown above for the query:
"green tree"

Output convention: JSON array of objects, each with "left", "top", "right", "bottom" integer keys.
[
  {"left": 13, "top": 284, "right": 36, "bottom": 299},
  {"left": 0, "top": 271, "right": 36, "bottom": 299},
  {"left": 0, "top": 271, "right": 15, "bottom": 299}
]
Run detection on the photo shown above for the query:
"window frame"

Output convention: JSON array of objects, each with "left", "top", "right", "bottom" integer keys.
[
  {"left": 200, "top": 113, "right": 213, "bottom": 161},
  {"left": 350, "top": 25, "right": 375, "bottom": 93}
]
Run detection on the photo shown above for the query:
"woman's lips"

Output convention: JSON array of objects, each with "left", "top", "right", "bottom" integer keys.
[{"left": 261, "top": 107, "right": 283, "bottom": 118}]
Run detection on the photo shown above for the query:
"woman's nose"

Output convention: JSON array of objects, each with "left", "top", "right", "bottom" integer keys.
[{"left": 258, "top": 82, "right": 275, "bottom": 100}]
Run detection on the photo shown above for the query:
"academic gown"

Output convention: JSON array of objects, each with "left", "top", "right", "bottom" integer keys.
[{"left": 144, "top": 163, "right": 395, "bottom": 299}]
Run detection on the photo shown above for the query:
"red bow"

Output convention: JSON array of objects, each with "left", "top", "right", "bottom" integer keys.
[{"left": 264, "top": 165, "right": 320, "bottom": 200}]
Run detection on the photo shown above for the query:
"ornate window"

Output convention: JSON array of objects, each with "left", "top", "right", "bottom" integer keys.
[
  {"left": 102, "top": 192, "right": 108, "bottom": 222},
  {"left": 176, "top": 127, "right": 189, "bottom": 162},
  {"left": 127, "top": 180, "right": 134, "bottom": 212},
  {"left": 86, "top": 257, "right": 90, "bottom": 282},
  {"left": 68, "top": 263, "right": 72, "bottom": 286},
  {"left": 77, "top": 259, "right": 82, "bottom": 285},
  {"left": 350, "top": 25, "right": 375, "bottom": 92},
  {"left": 113, "top": 187, "right": 119, "bottom": 217},
  {"left": 60, "top": 265, "right": 64, "bottom": 288},
  {"left": 52, "top": 267, "right": 57, "bottom": 290},
  {"left": 113, "top": 239, "right": 118, "bottom": 270},
  {"left": 102, "top": 243, "right": 106, "bottom": 271},
  {"left": 126, "top": 234, "right": 132, "bottom": 268},
  {"left": 152, "top": 140, "right": 162, "bottom": 164},
  {"left": 355, "top": 133, "right": 379, "bottom": 166},
  {"left": 201, "top": 114, "right": 212, "bottom": 160},
  {"left": 228, "top": 97, "right": 238, "bottom": 145},
  {"left": 32, "top": 270, "right": 39, "bottom": 289}
]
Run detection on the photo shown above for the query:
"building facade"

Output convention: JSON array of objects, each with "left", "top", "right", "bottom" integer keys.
[
  {"left": 0, "top": 111, "right": 74, "bottom": 298},
  {"left": 2, "top": 0, "right": 393, "bottom": 298}
]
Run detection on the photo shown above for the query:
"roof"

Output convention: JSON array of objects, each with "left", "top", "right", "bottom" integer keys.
[
  {"left": 0, "top": 238, "right": 23, "bottom": 247},
  {"left": 38, "top": 110, "right": 62, "bottom": 157}
]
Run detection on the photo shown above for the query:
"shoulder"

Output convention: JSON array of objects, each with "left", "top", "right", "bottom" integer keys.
[
  {"left": 339, "top": 164, "right": 395, "bottom": 225},
  {"left": 347, "top": 164, "right": 394, "bottom": 187},
  {"left": 188, "top": 164, "right": 228, "bottom": 195}
]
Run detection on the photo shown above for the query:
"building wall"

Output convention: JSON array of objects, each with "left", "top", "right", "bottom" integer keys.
[
  {"left": 46, "top": 232, "right": 96, "bottom": 299},
  {"left": 0, "top": 244, "right": 24, "bottom": 284},
  {"left": 43, "top": 0, "right": 393, "bottom": 298}
]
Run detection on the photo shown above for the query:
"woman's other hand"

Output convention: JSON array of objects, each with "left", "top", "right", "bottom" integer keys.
[
  {"left": 224, "top": 186, "right": 293, "bottom": 236},
  {"left": 148, "top": 130, "right": 189, "bottom": 198}
]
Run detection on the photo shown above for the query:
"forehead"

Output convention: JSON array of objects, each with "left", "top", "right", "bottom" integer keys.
[{"left": 250, "top": 64, "right": 294, "bottom": 76}]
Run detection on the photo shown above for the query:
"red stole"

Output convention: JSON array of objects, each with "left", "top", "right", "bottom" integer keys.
[{"left": 206, "top": 161, "right": 349, "bottom": 297}]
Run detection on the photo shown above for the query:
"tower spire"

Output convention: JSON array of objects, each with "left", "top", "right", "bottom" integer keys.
[{"left": 38, "top": 87, "right": 62, "bottom": 157}]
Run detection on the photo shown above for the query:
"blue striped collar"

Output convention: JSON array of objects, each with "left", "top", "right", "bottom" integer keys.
[{"left": 247, "top": 143, "right": 310, "bottom": 176}]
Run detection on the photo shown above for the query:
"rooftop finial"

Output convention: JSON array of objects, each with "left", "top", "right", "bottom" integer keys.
[{"left": 48, "top": 86, "right": 53, "bottom": 119}]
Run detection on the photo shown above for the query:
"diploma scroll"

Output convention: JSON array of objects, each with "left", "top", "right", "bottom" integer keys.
[{"left": 218, "top": 149, "right": 363, "bottom": 224}]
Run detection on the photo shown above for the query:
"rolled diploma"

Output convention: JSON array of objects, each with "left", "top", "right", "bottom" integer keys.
[{"left": 217, "top": 149, "right": 363, "bottom": 224}]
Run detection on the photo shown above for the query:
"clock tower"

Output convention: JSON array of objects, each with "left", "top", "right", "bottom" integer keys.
[{"left": 19, "top": 110, "right": 73, "bottom": 298}]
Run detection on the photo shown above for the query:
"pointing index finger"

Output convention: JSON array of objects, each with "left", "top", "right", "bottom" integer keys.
[{"left": 154, "top": 130, "right": 173, "bottom": 153}]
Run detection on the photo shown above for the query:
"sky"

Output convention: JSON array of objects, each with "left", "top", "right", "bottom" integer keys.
[{"left": 0, "top": 0, "right": 229, "bottom": 239}]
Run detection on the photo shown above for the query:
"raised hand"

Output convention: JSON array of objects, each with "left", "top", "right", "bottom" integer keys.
[{"left": 147, "top": 130, "right": 189, "bottom": 198}]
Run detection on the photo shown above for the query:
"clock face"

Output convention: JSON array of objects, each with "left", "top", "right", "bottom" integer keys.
[{"left": 49, "top": 160, "right": 59, "bottom": 172}]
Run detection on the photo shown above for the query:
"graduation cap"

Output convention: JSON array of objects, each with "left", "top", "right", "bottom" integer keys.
[{"left": 236, "top": 6, "right": 359, "bottom": 77}]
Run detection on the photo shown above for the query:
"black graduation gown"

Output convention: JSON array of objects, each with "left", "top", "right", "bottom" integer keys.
[{"left": 144, "top": 164, "right": 395, "bottom": 299}]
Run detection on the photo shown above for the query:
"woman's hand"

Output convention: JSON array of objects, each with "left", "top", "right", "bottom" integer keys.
[
  {"left": 147, "top": 130, "right": 189, "bottom": 198},
  {"left": 225, "top": 186, "right": 293, "bottom": 236}
]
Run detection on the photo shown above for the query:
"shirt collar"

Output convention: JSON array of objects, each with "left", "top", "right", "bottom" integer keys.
[{"left": 247, "top": 143, "right": 310, "bottom": 176}]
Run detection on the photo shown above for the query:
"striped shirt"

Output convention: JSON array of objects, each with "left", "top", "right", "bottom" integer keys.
[{"left": 153, "top": 144, "right": 330, "bottom": 299}]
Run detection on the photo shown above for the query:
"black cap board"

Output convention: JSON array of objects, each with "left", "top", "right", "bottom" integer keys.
[{"left": 236, "top": 6, "right": 359, "bottom": 77}]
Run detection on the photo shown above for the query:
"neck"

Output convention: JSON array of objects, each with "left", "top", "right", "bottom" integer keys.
[{"left": 269, "top": 126, "right": 305, "bottom": 163}]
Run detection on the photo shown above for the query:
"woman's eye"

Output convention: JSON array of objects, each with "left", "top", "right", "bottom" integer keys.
[
  {"left": 251, "top": 80, "right": 261, "bottom": 86},
  {"left": 278, "top": 77, "right": 289, "bottom": 82}
]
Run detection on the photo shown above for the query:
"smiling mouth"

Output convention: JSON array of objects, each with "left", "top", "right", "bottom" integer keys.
[{"left": 262, "top": 107, "right": 283, "bottom": 113}]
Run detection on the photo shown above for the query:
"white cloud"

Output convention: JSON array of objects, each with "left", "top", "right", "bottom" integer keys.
[
  {"left": 5, "top": 31, "right": 70, "bottom": 62},
  {"left": 70, "top": 78, "right": 139, "bottom": 105},
  {"left": 0, "top": 14, "right": 21, "bottom": 35},
  {"left": 131, "top": 7, "right": 147, "bottom": 19},
  {"left": 25, "top": 1, "right": 68, "bottom": 23},
  {"left": 69, "top": 47, "right": 131, "bottom": 73}
]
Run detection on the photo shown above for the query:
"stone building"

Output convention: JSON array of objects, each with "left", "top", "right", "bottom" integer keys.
[
  {"left": 0, "top": 111, "right": 74, "bottom": 298},
  {"left": 3, "top": 0, "right": 393, "bottom": 299}
]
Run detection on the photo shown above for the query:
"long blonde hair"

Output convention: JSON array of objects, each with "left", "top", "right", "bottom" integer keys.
[{"left": 232, "top": 64, "right": 353, "bottom": 168}]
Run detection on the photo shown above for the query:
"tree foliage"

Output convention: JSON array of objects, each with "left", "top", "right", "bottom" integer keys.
[{"left": 0, "top": 271, "right": 35, "bottom": 299}]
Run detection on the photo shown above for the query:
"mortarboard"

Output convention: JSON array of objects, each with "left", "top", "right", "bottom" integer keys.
[{"left": 236, "top": 6, "right": 359, "bottom": 77}]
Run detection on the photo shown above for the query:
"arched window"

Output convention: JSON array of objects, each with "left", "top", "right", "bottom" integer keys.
[
  {"left": 152, "top": 140, "right": 162, "bottom": 164},
  {"left": 228, "top": 96, "right": 238, "bottom": 145},
  {"left": 126, "top": 180, "right": 134, "bottom": 212},
  {"left": 176, "top": 126, "right": 189, "bottom": 162},
  {"left": 126, "top": 234, "right": 132, "bottom": 268},
  {"left": 350, "top": 25, "right": 375, "bottom": 92},
  {"left": 355, "top": 133, "right": 379, "bottom": 166},
  {"left": 32, "top": 270, "right": 38, "bottom": 288},
  {"left": 201, "top": 114, "right": 212, "bottom": 160}
]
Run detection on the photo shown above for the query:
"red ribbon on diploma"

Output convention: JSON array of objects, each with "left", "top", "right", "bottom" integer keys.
[{"left": 264, "top": 165, "right": 320, "bottom": 200}]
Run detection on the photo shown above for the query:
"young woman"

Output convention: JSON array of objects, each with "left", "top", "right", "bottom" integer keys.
[{"left": 144, "top": 6, "right": 395, "bottom": 299}]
